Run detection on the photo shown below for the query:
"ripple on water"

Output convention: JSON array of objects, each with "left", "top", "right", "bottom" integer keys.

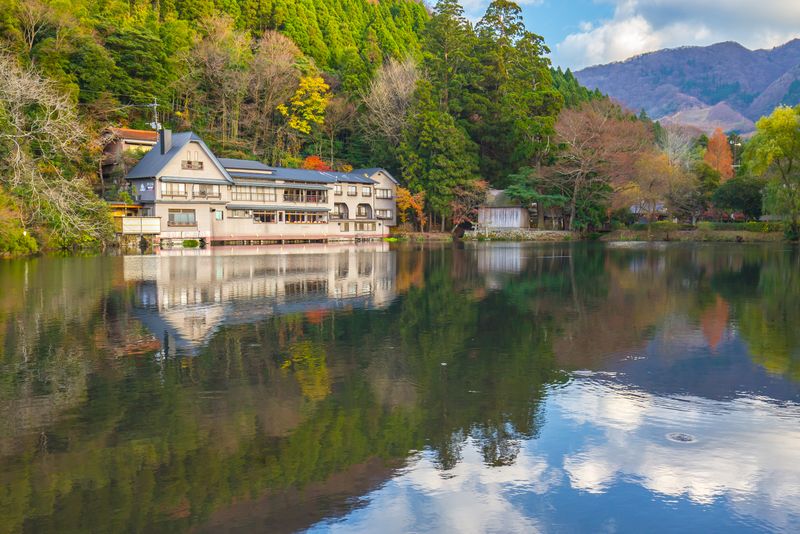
[{"left": 666, "top": 432, "right": 697, "bottom": 443}]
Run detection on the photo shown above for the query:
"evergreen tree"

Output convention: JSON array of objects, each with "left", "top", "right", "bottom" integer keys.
[{"left": 398, "top": 81, "right": 480, "bottom": 223}]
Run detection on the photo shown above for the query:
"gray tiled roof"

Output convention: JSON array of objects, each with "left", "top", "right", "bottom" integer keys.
[
  {"left": 218, "top": 158, "right": 271, "bottom": 171},
  {"left": 126, "top": 132, "right": 233, "bottom": 182},
  {"left": 351, "top": 168, "right": 399, "bottom": 184},
  {"left": 224, "top": 162, "right": 378, "bottom": 185},
  {"left": 125, "top": 132, "right": 390, "bottom": 187}
]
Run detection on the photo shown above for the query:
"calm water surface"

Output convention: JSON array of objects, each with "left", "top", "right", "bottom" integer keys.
[{"left": 1, "top": 242, "right": 799, "bottom": 533}]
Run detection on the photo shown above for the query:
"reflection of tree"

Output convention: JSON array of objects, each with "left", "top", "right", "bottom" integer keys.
[
  {"left": 6, "top": 243, "right": 800, "bottom": 532},
  {"left": 283, "top": 341, "right": 331, "bottom": 401},
  {"left": 714, "top": 249, "right": 800, "bottom": 380}
]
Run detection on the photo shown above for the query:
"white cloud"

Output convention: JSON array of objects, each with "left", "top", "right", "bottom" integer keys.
[{"left": 555, "top": 0, "right": 800, "bottom": 69}]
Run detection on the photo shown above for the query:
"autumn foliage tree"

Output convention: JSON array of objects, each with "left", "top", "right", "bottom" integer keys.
[
  {"left": 621, "top": 152, "right": 690, "bottom": 230},
  {"left": 546, "top": 100, "right": 652, "bottom": 230},
  {"left": 301, "top": 155, "right": 332, "bottom": 171},
  {"left": 704, "top": 128, "right": 734, "bottom": 181},
  {"left": 396, "top": 187, "right": 426, "bottom": 230},
  {"left": 450, "top": 180, "right": 488, "bottom": 227}
]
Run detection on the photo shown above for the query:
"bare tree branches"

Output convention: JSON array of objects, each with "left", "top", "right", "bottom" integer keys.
[
  {"left": 658, "top": 124, "right": 696, "bottom": 171},
  {"left": 360, "top": 58, "right": 419, "bottom": 146},
  {"left": 17, "top": 0, "right": 54, "bottom": 52},
  {"left": 245, "top": 30, "right": 301, "bottom": 160},
  {"left": 545, "top": 100, "right": 652, "bottom": 230},
  {"left": 0, "top": 53, "right": 110, "bottom": 244}
]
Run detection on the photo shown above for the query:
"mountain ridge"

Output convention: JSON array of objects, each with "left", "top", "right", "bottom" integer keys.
[{"left": 575, "top": 39, "right": 800, "bottom": 133}]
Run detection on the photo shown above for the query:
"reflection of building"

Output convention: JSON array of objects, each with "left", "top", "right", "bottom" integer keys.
[
  {"left": 473, "top": 242, "right": 531, "bottom": 290},
  {"left": 124, "top": 243, "right": 397, "bottom": 351}
]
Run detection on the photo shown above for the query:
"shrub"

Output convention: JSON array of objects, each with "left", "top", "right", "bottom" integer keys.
[
  {"left": 630, "top": 221, "right": 685, "bottom": 232},
  {"left": 0, "top": 190, "right": 38, "bottom": 256},
  {"left": 182, "top": 239, "right": 199, "bottom": 248},
  {"left": 0, "top": 220, "right": 38, "bottom": 256},
  {"left": 696, "top": 221, "right": 783, "bottom": 233}
]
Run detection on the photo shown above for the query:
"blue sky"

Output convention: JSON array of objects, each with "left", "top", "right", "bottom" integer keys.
[{"left": 458, "top": 0, "right": 800, "bottom": 70}]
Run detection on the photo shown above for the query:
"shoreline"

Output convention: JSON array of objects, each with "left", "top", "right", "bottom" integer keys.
[{"left": 600, "top": 229, "right": 785, "bottom": 243}]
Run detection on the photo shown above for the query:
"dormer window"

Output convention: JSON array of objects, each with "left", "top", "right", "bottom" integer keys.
[{"left": 182, "top": 150, "right": 204, "bottom": 170}]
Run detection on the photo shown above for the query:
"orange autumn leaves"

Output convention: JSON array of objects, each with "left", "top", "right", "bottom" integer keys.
[{"left": 704, "top": 128, "right": 734, "bottom": 181}]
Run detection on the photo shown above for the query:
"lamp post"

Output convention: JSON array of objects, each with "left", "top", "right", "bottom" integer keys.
[{"left": 729, "top": 138, "right": 742, "bottom": 169}]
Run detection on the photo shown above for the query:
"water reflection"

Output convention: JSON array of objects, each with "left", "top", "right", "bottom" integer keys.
[
  {"left": 124, "top": 243, "right": 397, "bottom": 351},
  {"left": 0, "top": 242, "right": 799, "bottom": 533}
]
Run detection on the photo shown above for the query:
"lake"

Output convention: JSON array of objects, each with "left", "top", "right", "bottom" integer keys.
[{"left": 1, "top": 242, "right": 799, "bottom": 533}]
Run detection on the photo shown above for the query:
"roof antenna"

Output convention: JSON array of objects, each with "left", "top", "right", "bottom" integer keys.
[{"left": 148, "top": 97, "right": 162, "bottom": 130}]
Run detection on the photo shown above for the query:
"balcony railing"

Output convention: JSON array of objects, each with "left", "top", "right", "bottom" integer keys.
[
  {"left": 192, "top": 191, "right": 221, "bottom": 199},
  {"left": 114, "top": 216, "right": 161, "bottom": 235}
]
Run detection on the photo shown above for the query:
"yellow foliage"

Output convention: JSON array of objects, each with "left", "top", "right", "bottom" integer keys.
[{"left": 277, "top": 76, "right": 331, "bottom": 134}]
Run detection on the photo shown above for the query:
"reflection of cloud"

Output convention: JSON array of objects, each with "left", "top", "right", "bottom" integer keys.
[
  {"left": 317, "top": 440, "right": 559, "bottom": 533},
  {"left": 554, "top": 380, "right": 800, "bottom": 529},
  {"left": 312, "top": 379, "right": 800, "bottom": 532}
]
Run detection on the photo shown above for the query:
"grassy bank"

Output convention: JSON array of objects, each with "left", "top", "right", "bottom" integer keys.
[
  {"left": 462, "top": 229, "right": 576, "bottom": 242},
  {"left": 388, "top": 232, "right": 454, "bottom": 243},
  {"left": 602, "top": 229, "right": 784, "bottom": 242}
]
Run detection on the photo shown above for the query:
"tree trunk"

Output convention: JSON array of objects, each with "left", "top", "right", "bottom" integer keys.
[{"left": 569, "top": 178, "right": 580, "bottom": 232}]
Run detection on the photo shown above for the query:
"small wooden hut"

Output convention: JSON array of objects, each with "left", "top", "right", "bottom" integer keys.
[{"left": 477, "top": 189, "right": 530, "bottom": 229}]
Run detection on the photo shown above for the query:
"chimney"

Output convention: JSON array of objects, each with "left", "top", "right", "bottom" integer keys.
[{"left": 159, "top": 129, "right": 172, "bottom": 155}]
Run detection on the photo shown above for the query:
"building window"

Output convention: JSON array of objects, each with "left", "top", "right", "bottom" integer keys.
[
  {"left": 355, "top": 222, "right": 376, "bottom": 231},
  {"left": 356, "top": 204, "right": 372, "bottom": 218},
  {"left": 161, "top": 182, "right": 187, "bottom": 198},
  {"left": 182, "top": 151, "right": 204, "bottom": 170},
  {"left": 229, "top": 209, "right": 253, "bottom": 218},
  {"left": 253, "top": 210, "right": 277, "bottom": 223},
  {"left": 362, "top": 186, "right": 372, "bottom": 197},
  {"left": 376, "top": 209, "right": 392, "bottom": 219},
  {"left": 376, "top": 188, "right": 392, "bottom": 199},
  {"left": 283, "top": 189, "right": 327, "bottom": 203},
  {"left": 347, "top": 185, "right": 358, "bottom": 196},
  {"left": 332, "top": 203, "right": 349, "bottom": 220},
  {"left": 285, "top": 211, "right": 327, "bottom": 224},
  {"left": 168, "top": 209, "right": 196, "bottom": 226},
  {"left": 214, "top": 210, "right": 224, "bottom": 221},
  {"left": 232, "top": 186, "right": 275, "bottom": 202},
  {"left": 334, "top": 184, "right": 343, "bottom": 196},
  {"left": 193, "top": 184, "right": 220, "bottom": 199}
]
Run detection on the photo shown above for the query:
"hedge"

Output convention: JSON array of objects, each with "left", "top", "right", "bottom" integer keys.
[{"left": 696, "top": 221, "right": 784, "bottom": 233}]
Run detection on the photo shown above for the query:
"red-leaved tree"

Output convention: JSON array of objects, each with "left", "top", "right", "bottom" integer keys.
[
  {"left": 704, "top": 128, "right": 734, "bottom": 181},
  {"left": 301, "top": 155, "right": 332, "bottom": 171}
]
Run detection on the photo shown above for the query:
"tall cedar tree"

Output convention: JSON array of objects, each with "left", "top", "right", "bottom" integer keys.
[
  {"left": 422, "top": 0, "right": 477, "bottom": 115},
  {"left": 398, "top": 81, "right": 480, "bottom": 223},
  {"left": 470, "top": 0, "right": 562, "bottom": 186}
]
